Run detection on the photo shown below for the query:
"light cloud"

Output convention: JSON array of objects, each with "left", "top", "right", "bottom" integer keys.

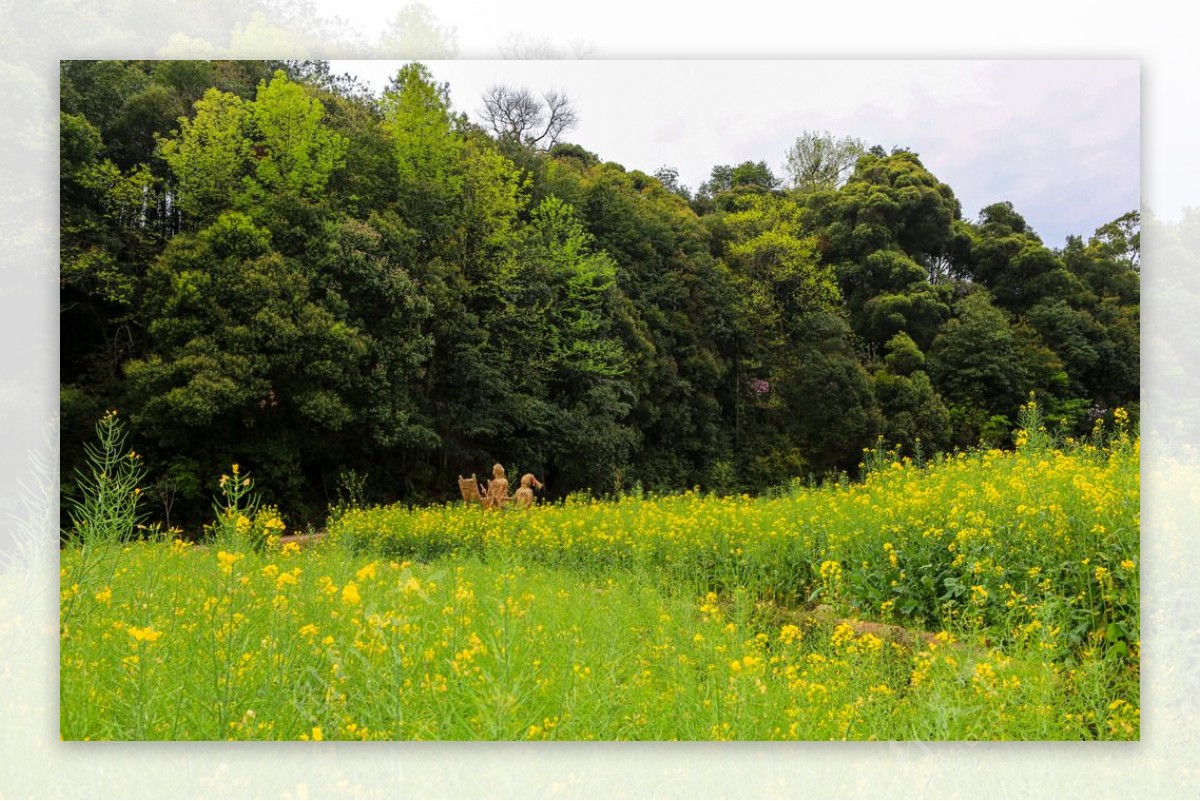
[{"left": 335, "top": 59, "right": 1138, "bottom": 247}]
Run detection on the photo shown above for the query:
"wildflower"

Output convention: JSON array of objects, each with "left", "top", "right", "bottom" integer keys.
[
  {"left": 860, "top": 632, "right": 884, "bottom": 652},
  {"left": 311, "top": 726, "right": 323, "bottom": 741},
  {"left": 831, "top": 622, "right": 856, "bottom": 649},
  {"left": 341, "top": 582, "right": 361, "bottom": 606},
  {"left": 971, "top": 661, "right": 997, "bottom": 695},
  {"left": 127, "top": 625, "right": 162, "bottom": 643},
  {"left": 217, "top": 550, "right": 244, "bottom": 574},
  {"left": 819, "top": 560, "right": 843, "bottom": 582},
  {"left": 276, "top": 568, "right": 301, "bottom": 590}
]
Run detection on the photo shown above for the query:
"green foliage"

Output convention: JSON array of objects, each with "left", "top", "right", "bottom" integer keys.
[
  {"left": 1089, "top": 210, "right": 1140, "bottom": 272},
  {"left": 159, "top": 87, "right": 253, "bottom": 221},
  {"left": 724, "top": 195, "right": 840, "bottom": 321},
  {"left": 784, "top": 130, "right": 865, "bottom": 192},
  {"left": 329, "top": 468, "right": 370, "bottom": 524},
  {"left": 883, "top": 332, "right": 924, "bottom": 376},
  {"left": 871, "top": 369, "right": 951, "bottom": 456},
  {"left": 60, "top": 112, "right": 103, "bottom": 173},
  {"left": 207, "top": 463, "right": 261, "bottom": 547},
  {"left": 64, "top": 410, "right": 148, "bottom": 546},
  {"left": 382, "top": 62, "right": 463, "bottom": 220},
  {"left": 60, "top": 60, "right": 1141, "bottom": 525},
  {"left": 249, "top": 71, "right": 348, "bottom": 199},
  {"left": 124, "top": 211, "right": 367, "bottom": 511},
  {"left": 929, "top": 291, "right": 1027, "bottom": 446},
  {"left": 697, "top": 160, "right": 779, "bottom": 211}
]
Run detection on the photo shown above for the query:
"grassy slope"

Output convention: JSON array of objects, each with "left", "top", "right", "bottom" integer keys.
[{"left": 60, "top": 439, "right": 1139, "bottom": 740}]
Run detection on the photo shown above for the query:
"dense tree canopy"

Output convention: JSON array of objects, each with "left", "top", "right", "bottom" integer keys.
[{"left": 60, "top": 60, "right": 1140, "bottom": 528}]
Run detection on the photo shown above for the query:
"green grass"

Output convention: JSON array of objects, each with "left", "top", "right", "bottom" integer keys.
[{"left": 60, "top": 436, "right": 1140, "bottom": 740}]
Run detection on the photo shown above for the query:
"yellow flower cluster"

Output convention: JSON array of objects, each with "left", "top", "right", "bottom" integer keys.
[{"left": 59, "top": 433, "right": 1138, "bottom": 741}]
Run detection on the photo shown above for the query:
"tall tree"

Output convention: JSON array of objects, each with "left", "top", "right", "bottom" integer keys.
[
  {"left": 719, "top": 192, "right": 877, "bottom": 481},
  {"left": 158, "top": 87, "right": 253, "bottom": 223},
  {"left": 927, "top": 289, "right": 1063, "bottom": 446},
  {"left": 478, "top": 85, "right": 579, "bottom": 150},
  {"left": 783, "top": 130, "right": 865, "bottom": 193},
  {"left": 803, "top": 150, "right": 961, "bottom": 352},
  {"left": 124, "top": 212, "right": 367, "bottom": 515},
  {"left": 248, "top": 71, "right": 348, "bottom": 201}
]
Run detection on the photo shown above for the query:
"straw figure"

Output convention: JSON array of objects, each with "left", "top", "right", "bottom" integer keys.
[
  {"left": 514, "top": 473, "right": 544, "bottom": 509},
  {"left": 484, "top": 463, "right": 510, "bottom": 510},
  {"left": 457, "top": 474, "right": 485, "bottom": 506}
]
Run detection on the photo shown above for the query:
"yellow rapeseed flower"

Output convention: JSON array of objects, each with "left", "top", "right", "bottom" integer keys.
[
  {"left": 276, "top": 568, "right": 301, "bottom": 590},
  {"left": 217, "top": 550, "right": 244, "bottom": 574},
  {"left": 127, "top": 625, "right": 162, "bottom": 643}
]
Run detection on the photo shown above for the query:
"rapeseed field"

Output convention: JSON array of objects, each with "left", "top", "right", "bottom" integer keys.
[{"left": 60, "top": 417, "right": 1138, "bottom": 740}]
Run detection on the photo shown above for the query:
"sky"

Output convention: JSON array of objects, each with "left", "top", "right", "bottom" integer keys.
[{"left": 326, "top": 59, "right": 1139, "bottom": 249}]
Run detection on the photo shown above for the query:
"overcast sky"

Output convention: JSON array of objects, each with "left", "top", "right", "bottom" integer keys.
[{"left": 330, "top": 59, "right": 1139, "bottom": 248}]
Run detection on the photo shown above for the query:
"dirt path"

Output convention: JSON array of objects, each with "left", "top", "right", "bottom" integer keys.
[
  {"left": 810, "top": 604, "right": 942, "bottom": 648},
  {"left": 279, "top": 531, "right": 326, "bottom": 546}
]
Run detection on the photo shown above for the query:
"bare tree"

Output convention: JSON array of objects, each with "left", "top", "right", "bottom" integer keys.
[
  {"left": 569, "top": 38, "right": 597, "bottom": 59},
  {"left": 479, "top": 85, "right": 579, "bottom": 149},
  {"left": 498, "top": 33, "right": 595, "bottom": 60},
  {"left": 499, "top": 33, "right": 562, "bottom": 59}
]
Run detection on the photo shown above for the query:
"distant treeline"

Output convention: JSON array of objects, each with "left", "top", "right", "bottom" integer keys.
[{"left": 60, "top": 60, "right": 1140, "bottom": 526}]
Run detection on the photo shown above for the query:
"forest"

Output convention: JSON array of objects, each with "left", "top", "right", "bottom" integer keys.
[{"left": 60, "top": 59, "right": 1141, "bottom": 529}]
